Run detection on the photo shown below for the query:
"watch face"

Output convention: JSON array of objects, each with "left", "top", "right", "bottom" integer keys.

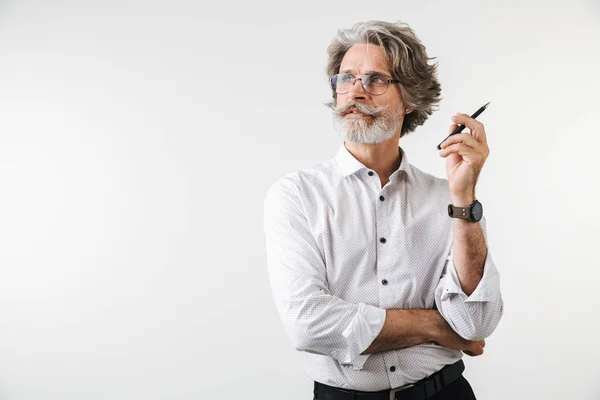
[{"left": 471, "top": 201, "right": 483, "bottom": 221}]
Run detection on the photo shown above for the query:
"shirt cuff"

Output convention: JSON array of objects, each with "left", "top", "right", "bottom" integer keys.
[
  {"left": 441, "top": 251, "right": 501, "bottom": 303},
  {"left": 331, "top": 303, "right": 386, "bottom": 370}
]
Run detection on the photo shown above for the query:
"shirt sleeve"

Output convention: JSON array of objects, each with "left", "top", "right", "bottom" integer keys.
[
  {"left": 263, "top": 178, "right": 386, "bottom": 370},
  {"left": 434, "top": 216, "right": 504, "bottom": 341}
]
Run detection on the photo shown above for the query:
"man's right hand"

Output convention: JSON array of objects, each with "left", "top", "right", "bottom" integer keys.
[{"left": 432, "top": 314, "right": 486, "bottom": 357}]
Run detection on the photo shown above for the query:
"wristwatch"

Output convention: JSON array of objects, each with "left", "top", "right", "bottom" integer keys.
[{"left": 448, "top": 199, "right": 483, "bottom": 222}]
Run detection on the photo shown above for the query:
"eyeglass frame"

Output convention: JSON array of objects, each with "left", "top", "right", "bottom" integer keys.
[{"left": 330, "top": 73, "right": 401, "bottom": 96}]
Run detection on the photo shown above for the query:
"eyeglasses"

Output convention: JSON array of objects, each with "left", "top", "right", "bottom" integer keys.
[{"left": 330, "top": 73, "right": 400, "bottom": 96}]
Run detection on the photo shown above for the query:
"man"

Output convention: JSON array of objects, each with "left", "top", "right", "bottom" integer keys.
[{"left": 263, "top": 20, "right": 503, "bottom": 400}]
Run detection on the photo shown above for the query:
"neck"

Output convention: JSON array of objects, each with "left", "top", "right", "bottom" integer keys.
[{"left": 344, "top": 134, "right": 402, "bottom": 182}]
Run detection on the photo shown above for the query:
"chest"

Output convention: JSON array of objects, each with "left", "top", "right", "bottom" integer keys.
[{"left": 305, "top": 182, "right": 452, "bottom": 307}]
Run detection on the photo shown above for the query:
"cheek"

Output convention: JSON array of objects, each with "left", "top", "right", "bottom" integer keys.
[
  {"left": 382, "top": 88, "right": 403, "bottom": 105},
  {"left": 336, "top": 93, "right": 350, "bottom": 104},
  {"left": 371, "top": 92, "right": 399, "bottom": 108},
  {"left": 372, "top": 100, "right": 391, "bottom": 110}
]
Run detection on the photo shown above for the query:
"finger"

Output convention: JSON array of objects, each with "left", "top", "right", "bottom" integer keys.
[
  {"left": 466, "top": 340, "right": 484, "bottom": 353},
  {"left": 452, "top": 113, "right": 488, "bottom": 145},
  {"left": 440, "top": 132, "right": 480, "bottom": 150},
  {"left": 464, "top": 347, "right": 483, "bottom": 357},
  {"left": 439, "top": 143, "right": 473, "bottom": 158}
]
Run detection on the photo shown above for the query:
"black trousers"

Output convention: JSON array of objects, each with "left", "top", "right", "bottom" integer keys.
[{"left": 313, "top": 376, "right": 477, "bottom": 400}]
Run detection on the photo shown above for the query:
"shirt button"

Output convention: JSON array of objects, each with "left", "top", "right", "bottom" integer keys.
[
  {"left": 368, "top": 171, "right": 374, "bottom": 176},
  {"left": 390, "top": 366, "right": 396, "bottom": 372},
  {"left": 379, "top": 196, "right": 385, "bottom": 201},
  {"left": 382, "top": 279, "right": 388, "bottom": 285},
  {"left": 380, "top": 238, "right": 387, "bottom": 243}
]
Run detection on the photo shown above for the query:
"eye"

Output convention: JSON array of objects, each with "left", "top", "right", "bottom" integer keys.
[
  {"left": 370, "top": 75, "right": 386, "bottom": 84},
  {"left": 340, "top": 74, "right": 354, "bottom": 83}
]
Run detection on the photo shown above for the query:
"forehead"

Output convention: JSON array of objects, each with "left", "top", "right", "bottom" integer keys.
[{"left": 339, "top": 43, "right": 390, "bottom": 75}]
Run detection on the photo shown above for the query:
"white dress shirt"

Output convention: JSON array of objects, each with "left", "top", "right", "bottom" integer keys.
[{"left": 263, "top": 143, "right": 503, "bottom": 391}]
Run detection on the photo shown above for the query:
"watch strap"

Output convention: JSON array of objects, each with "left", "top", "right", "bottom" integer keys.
[{"left": 448, "top": 204, "right": 471, "bottom": 220}]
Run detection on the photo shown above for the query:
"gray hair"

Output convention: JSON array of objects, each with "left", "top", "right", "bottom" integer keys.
[{"left": 326, "top": 20, "right": 441, "bottom": 137}]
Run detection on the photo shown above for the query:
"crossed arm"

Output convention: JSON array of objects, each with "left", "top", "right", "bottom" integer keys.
[
  {"left": 264, "top": 181, "right": 503, "bottom": 368},
  {"left": 362, "top": 215, "right": 495, "bottom": 356},
  {"left": 360, "top": 309, "right": 486, "bottom": 357}
]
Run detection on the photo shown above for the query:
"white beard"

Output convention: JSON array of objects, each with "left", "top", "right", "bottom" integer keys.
[{"left": 333, "top": 104, "right": 403, "bottom": 144}]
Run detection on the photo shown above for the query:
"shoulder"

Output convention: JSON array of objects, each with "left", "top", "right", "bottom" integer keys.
[
  {"left": 264, "top": 159, "right": 337, "bottom": 202},
  {"left": 264, "top": 158, "right": 338, "bottom": 217}
]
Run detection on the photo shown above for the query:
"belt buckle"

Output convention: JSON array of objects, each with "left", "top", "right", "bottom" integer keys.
[{"left": 389, "top": 383, "right": 415, "bottom": 400}]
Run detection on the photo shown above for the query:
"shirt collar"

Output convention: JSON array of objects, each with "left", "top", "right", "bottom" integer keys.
[{"left": 334, "top": 142, "right": 413, "bottom": 182}]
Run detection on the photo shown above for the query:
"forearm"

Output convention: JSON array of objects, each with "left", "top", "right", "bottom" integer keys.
[
  {"left": 436, "top": 214, "right": 503, "bottom": 340},
  {"left": 451, "top": 195, "right": 487, "bottom": 296},
  {"left": 360, "top": 309, "right": 440, "bottom": 355}
]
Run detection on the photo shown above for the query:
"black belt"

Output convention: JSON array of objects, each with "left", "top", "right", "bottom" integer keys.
[{"left": 314, "top": 359, "right": 465, "bottom": 400}]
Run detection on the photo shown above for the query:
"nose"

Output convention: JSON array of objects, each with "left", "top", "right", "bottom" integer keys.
[{"left": 347, "top": 78, "right": 369, "bottom": 101}]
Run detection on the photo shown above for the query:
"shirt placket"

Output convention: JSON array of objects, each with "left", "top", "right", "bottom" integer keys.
[{"left": 369, "top": 171, "right": 405, "bottom": 388}]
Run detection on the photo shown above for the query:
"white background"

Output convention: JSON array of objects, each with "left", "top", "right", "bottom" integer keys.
[{"left": 0, "top": 0, "right": 599, "bottom": 399}]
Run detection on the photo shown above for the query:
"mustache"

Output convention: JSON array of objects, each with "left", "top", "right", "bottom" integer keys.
[{"left": 329, "top": 102, "right": 388, "bottom": 118}]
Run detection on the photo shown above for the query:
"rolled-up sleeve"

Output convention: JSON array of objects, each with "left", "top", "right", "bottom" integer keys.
[
  {"left": 434, "top": 217, "right": 504, "bottom": 341},
  {"left": 263, "top": 179, "right": 386, "bottom": 370}
]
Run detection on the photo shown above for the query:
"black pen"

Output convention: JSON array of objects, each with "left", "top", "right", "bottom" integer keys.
[{"left": 436, "top": 101, "right": 490, "bottom": 150}]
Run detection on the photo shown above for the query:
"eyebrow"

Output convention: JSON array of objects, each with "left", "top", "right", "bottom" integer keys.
[{"left": 340, "top": 69, "right": 391, "bottom": 76}]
